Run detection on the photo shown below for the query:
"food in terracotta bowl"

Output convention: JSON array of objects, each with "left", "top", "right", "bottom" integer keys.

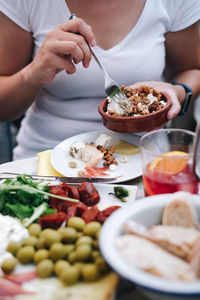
[{"left": 98, "top": 85, "right": 172, "bottom": 133}]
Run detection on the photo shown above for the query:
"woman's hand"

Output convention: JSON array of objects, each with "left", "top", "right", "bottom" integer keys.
[
  {"left": 130, "top": 81, "right": 186, "bottom": 119},
  {"left": 26, "top": 18, "right": 96, "bottom": 86}
]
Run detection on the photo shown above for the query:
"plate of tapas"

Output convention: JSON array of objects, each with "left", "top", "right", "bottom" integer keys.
[
  {"left": 0, "top": 174, "right": 137, "bottom": 299},
  {"left": 51, "top": 130, "right": 142, "bottom": 183}
]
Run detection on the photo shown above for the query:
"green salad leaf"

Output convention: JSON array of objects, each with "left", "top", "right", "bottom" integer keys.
[{"left": 0, "top": 174, "right": 78, "bottom": 222}]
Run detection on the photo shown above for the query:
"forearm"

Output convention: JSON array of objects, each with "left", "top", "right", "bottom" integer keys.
[
  {"left": 0, "top": 66, "right": 42, "bottom": 121},
  {"left": 170, "top": 69, "right": 200, "bottom": 102}
]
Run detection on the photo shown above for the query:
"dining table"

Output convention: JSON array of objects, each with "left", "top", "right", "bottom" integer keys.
[{"left": 0, "top": 155, "right": 153, "bottom": 300}]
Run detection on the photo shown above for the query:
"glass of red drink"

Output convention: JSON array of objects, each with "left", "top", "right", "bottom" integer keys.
[{"left": 139, "top": 129, "right": 199, "bottom": 196}]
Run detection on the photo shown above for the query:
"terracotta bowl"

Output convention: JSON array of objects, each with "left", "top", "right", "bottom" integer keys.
[{"left": 98, "top": 92, "right": 172, "bottom": 133}]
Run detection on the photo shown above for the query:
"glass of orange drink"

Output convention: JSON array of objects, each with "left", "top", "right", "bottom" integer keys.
[{"left": 139, "top": 128, "right": 199, "bottom": 196}]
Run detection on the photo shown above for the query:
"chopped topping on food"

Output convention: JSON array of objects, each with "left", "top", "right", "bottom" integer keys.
[
  {"left": 97, "top": 145, "right": 118, "bottom": 167},
  {"left": 107, "top": 85, "right": 166, "bottom": 117},
  {"left": 68, "top": 161, "right": 77, "bottom": 168},
  {"left": 77, "top": 170, "right": 85, "bottom": 177},
  {"left": 120, "top": 156, "right": 128, "bottom": 163}
]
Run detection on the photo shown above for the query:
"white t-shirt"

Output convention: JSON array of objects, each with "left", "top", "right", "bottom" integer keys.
[{"left": 0, "top": 0, "right": 200, "bottom": 159}]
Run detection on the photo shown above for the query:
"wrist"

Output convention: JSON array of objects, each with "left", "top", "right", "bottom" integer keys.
[
  {"left": 21, "top": 63, "right": 44, "bottom": 90},
  {"left": 172, "top": 84, "right": 186, "bottom": 105},
  {"left": 171, "top": 81, "right": 193, "bottom": 116}
]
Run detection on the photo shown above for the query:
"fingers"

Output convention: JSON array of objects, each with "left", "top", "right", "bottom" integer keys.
[
  {"left": 58, "top": 18, "right": 96, "bottom": 47},
  {"left": 167, "top": 99, "right": 181, "bottom": 119},
  {"left": 50, "top": 40, "right": 84, "bottom": 65},
  {"left": 43, "top": 52, "right": 76, "bottom": 74},
  {"left": 58, "top": 32, "right": 91, "bottom": 68},
  {"left": 46, "top": 19, "right": 94, "bottom": 68},
  {"left": 30, "top": 18, "right": 96, "bottom": 84}
]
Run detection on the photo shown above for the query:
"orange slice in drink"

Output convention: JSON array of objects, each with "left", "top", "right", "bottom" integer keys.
[{"left": 148, "top": 151, "right": 189, "bottom": 175}]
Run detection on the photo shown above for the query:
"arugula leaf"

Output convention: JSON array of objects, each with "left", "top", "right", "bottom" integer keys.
[
  {"left": 5, "top": 203, "right": 33, "bottom": 220},
  {"left": 0, "top": 175, "right": 79, "bottom": 221},
  {"left": 0, "top": 184, "right": 79, "bottom": 202}
]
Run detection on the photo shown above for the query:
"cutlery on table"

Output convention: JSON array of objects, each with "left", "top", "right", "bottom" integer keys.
[
  {"left": 0, "top": 172, "right": 117, "bottom": 183},
  {"left": 69, "top": 14, "right": 132, "bottom": 114}
]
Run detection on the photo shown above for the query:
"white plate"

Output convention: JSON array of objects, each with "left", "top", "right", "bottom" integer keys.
[
  {"left": 51, "top": 131, "right": 142, "bottom": 183},
  {"left": 99, "top": 194, "right": 200, "bottom": 299},
  {"left": 0, "top": 182, "right": 137, "bottom": 297}
]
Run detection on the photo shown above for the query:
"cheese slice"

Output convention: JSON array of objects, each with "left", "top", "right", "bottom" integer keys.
[{"left": 37, "top": 150, "right": 63, "bottom": 177}]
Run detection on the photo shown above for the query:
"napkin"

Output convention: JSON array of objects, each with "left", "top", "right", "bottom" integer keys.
[{"left": 37, "top": 150, "right": 64, "bottom": 176}]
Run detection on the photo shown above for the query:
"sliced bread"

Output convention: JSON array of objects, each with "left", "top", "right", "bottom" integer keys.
[
  {"left": 115, "top": 234, "right": 197, "bottom": 281},
  {"left": 162, "top": 192, "right": 199, "bottom": 228}
]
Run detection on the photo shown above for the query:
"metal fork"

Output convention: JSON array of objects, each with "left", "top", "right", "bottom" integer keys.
[{"left": 69, "top": 14, "right": 133, "bottom": 114}]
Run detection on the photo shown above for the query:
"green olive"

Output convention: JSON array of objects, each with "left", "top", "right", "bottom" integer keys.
[
  {"left": 39, "top": 228, "right": 51, "bottom": 238},
  {"left": 76, "top": 236, "right": 93, "bottom": 247},
  {"left": 68, "top": 251, "right": 77, "bottom": 263},
  {"left": 95, "top": 228, "right": 101, "bottom": 240},
  {"left": 23, "top": 236, "right": 38, "bottom": 247},
  {"left": 34, "top": 249, "right": 49, "bottom": 264},
  {"left": 83, "top": 222, "right": 101, "bottom": 237},
  {"left": 42, "top": 229, "right": 61, "bottom": 247},
  {"left": 81, "top": 263, "right": 99, "bottom": 281},
  {"left": 6, "top": 241, "right": 22, "bottom": 256},
  {"left": 91, "top": 250, "right": 101, "bottom": 260},
  {"left": 28, "top": 223, "right": 41, "bottom": 236},
  {"left": 63, "top": 244, "right": 75, "bottom": 256},
  {"left": 77, "top": 232, "right": 83, "bottom": 239},
  {"left": 49, "top": 243, "right": 66, "bottom": 261},
  {"left": 67, "top": 217, "right": 86, "bottom": 231},
  {"left": 36, "top": 237, "right": 46, "bottom": 250},
  {"left": 54, "top": 260, "right": 70, "bottom": 277},
  {"left": 92, "top": 239, "right": 99, "bottom": 250},
  {"left": 95, "top": 256, "right": 109, "bottom": 274},
  {"left": 60, "top": 265, "right": 80, "bottom": 285},
  {"left": 76, "top": 244, "right": 92, "bottom": 261},
  {"left": 36, "top": 259, "right": 54, "bottom": 278},
  {"left": 1, "top": 257, "right": 18, "bottom": 274},
  {"left": 17, "top": 246, "right": 35, "bottom": 264},
  {"left": 58, "top": 227, "right": 78, "bottom": 243},
  {"left": 73, "top": 262, "right": 85, "bottom": 274}
]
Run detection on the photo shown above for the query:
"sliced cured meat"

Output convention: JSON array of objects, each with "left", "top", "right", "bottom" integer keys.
[
  {"left": 3, "top": 271, "right": 37, "bottom": 285},
  {"left": 39, "top": 212, "right": 67, "bottom": 229},
  {"left": 78, "top": 182, "right": 100, "bottom": 206},
  {"left": 0, "top": 277, "right": 34, "bottom": 297}
]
